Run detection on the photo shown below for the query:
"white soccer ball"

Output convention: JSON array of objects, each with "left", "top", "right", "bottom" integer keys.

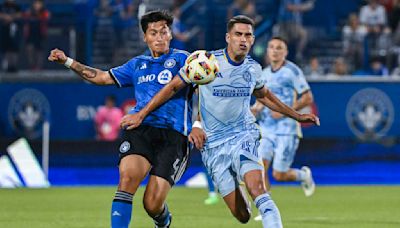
[{"left": 184, "top": 50, "right": 219, "bottom": 85}]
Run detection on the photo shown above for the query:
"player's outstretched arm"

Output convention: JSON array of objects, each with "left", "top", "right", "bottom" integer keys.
[
  {"left": 254, "top": 87, "right": 320, "bottom": 126},
  {"left": 48, "top": 48, "right": 115, "bottom": 85},
  {"left": 120, "top": 76, "right": 188, "bottom": 130}
]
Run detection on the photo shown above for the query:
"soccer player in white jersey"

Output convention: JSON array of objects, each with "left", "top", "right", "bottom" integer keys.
[
  {"left": 121, "top": 16, "right": 319, "bottom": 227},
  {"left": 252, "top": 37, "right": 316, "bottom": 221}
]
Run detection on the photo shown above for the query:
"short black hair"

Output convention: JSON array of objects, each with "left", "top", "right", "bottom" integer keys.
[
  {"left": 227, "top": 15, "right": 255, "bottom": 32},
  {"left": 140, "top": 10, "right": 173, "bottom": 33},
  {"left": 269, "top": 36, "right": 288, "bottom": 47}
]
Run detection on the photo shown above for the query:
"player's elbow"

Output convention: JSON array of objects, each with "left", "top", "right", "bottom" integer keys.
[{"left": 303, "top": 91, "right": 314, "bottom": 106}]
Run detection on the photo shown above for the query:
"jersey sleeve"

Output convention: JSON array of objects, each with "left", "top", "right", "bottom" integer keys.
[
  {"left": 109, "top": 58, "right": 136, "bottom": 88},
  {"left": 254, "top": 64, "right": 265, "bottom": 90},
  {"left": 292, "top": 68, "right": 310, "bottom": 95},
  {"left": 176, "top": 51, "right": 192, "bottom": 84}
]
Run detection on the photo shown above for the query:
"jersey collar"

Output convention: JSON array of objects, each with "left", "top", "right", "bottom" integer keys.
[{"left": 224, "top": 48, "right": 244, "bottom": 66}]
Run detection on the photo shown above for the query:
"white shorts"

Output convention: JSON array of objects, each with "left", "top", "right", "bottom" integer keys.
[
  {"left": 201, "top": 130, "right": 263, "bottom": 197},
  {"left": 259, "top": 134, "right": 299, "bottom": 172}
]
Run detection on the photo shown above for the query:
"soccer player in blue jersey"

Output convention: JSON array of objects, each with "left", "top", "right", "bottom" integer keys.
[
  {"left": 121, "top": 15, "right": 319, "bottom": 228},
  {"left": 252, "top": 37, "right": 316, "bottom": 221},
  {"left": 48, "top": 10, "right": 191, "bottom": 228}
]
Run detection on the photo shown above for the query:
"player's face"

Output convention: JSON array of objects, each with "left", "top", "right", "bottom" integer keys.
[
  {"left": 144, "top": 20, "right": 172, "bottom": 57},
  {"left": 226, "top": 23, "right": 255, "bottom": 58},
  {"left": 267, "top": 39, "right": 287, "bottom": 63}
]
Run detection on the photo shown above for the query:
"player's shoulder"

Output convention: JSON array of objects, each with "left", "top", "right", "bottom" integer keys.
[
  {"left": 245, "top": 55, "right": 262, "bottom": 71},
  {"left": 210, "top": 49, "right": 224, "bottom": 56},
  {"left": 172, "top": 48, "right": 190, "bottom": 57},
  {"left": 283, "top": 60, "right": 303, "bottom": 76}
]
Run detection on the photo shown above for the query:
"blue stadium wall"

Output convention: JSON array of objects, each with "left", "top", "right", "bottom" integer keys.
[{"left": 0, "top": 81, "right": 400, "bottom": 185}]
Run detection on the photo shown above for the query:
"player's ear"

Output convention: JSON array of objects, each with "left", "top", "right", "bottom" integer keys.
[{"left": 225, "top": 33, "right": 230, "bottom": 44}]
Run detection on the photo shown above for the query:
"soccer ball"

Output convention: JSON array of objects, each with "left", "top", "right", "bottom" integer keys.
[{"left": 184, "top": 50, "right": 219, "bottom": 85}]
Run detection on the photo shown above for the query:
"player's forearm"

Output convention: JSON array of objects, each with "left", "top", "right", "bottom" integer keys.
[
  {"left": 293, "top": 91, "right": 313, "bottom": 111},
  {"left": 258, "top": 89, "right": 301, "bottom": 121},
  {"left": 140, "top": 77, "right": 186, "bottom": 117},
  {"left": 70, "top": 61, "right": 112, "bottom": 85}
]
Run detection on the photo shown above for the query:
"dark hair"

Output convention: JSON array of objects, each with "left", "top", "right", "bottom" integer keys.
[
  {"left": 269, "top": 36, "right": 288, "bottom": 47},
  {"left": 140, "top": 10, "right": 174, "bottom": 33},
  {"left": 105, "top": 95, "right": 116, "bottom": 103},
  {"left": 227, "top": 15, "right": 255, "bottom": 32}
]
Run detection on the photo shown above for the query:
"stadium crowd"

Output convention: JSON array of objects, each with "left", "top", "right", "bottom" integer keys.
[{"left": 0, "top": 0, "right": 399, "bottom": 77}]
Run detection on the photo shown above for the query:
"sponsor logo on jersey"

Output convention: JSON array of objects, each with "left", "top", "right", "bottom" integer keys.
[
  {"left": 212, "top": 85, "right": 250, "bottom": 97},
  {"left": 7, "top": 89, "right": 51, "bottom": 139},
  {"left": 164, "top": 58, "right": 176, "bottom": 69},
  {"left": 138, "top": 74, "right": 156, "bottom": 84},
  {"left": 158, "top": 69, "right": 173, "bottom": 84},
  {"left": 346, "top": 88, "right": 394, "bottom": 140}
]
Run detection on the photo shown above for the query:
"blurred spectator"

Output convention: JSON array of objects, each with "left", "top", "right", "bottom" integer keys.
[
  {"left": 95, "top": 0, "right": 113, "bottom": 18},
  {"left": 368, "top": 57, "right": 389, "bottom": 75},
  {"left": 23, "top": 0, "right": 50, "bottom": 71},
  {"left": 0, "top": 0, "right": 22, "bottom": 72},
  {"left": 227, "top": 0, "right": 262, "bottom": 24},
  {"left": 391, "top": 58, "right": 400, "bottom": 76},
  {"left": 327, "top": 57, "right": 349, "bottom": 78},
  {"left": 94, "top": 95, "right": 123, "bottom": 141},
  {"left": 111, "top": 0, "right": 136, "bottom": 64},
  {"left": 359, "top": 0, "right": 391, "bottom": 57},
  {"left": 171, "top": 6, "right": 199, "bottom": 50},
  {"left": 342, "top": 13, "right": 368, "bottom": 71},
  {"left": 273, "top": 0, "right": 315, "bottom": 62},
  {"left": 303, "top": 56, "right": 325, "bottom": 78},
  {"left": 390, "top": 0, "right": 400, "bottom": 44}
]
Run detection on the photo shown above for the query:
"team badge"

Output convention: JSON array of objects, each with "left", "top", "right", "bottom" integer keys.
[
  {"left": 119, "top": 141, "right": 131, "bottom": 153},
  {"left": 157, "top": 69, "right": 173, "bottom": 84},
  {"left": 7, "top": 89, "right": 51, "bottom": 139},
  {"left": 346, "top": 88, "right": 394, "bottom": 140},
  {"left": 164, "top": 59, "right": 176, "bottom": 69}
]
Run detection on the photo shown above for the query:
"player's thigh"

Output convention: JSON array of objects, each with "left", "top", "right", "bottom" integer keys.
[
  {"left": 119, "top": 155, "right": 151, "bottom": 188},
  {"left": 150, "top": 128, "right": 190, "bottom": 186},
  {"left": 202, "top": 145, "right": 237, "bottom": 198},
  {"left": 272, "top": 135, "right": 299, "bottom": 172},
  {"left": 259, "top": 134, "right": 276, "bottom": 161}
]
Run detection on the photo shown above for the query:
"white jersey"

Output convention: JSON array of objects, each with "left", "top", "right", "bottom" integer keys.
[
  {"left": 258, "top": 60, "right": 310, "bottom": 136},
  {"left": 196, "top": 49, "right": 264, "bottom": 148}
]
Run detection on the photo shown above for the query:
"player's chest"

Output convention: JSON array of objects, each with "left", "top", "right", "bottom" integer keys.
[{"left": 134, "top": 59, "right": 180, "bottom": 86}]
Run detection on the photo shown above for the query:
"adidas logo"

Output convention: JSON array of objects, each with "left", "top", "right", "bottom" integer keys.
[
  {"left": 112, "top": 211, "right": 121, "bottom": 216},
  {"left": 140, "top": 63, "right": 147, "bottom": 70},
  {"left": 0, "top": 138, "right": 49, "bottom": 188}
]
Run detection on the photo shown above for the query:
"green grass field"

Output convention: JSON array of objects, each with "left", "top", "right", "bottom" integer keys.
[{"left": 1, "top": 186, "right": 399, "bottom": 227}]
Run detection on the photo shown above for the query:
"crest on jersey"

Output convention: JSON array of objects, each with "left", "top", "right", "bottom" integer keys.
[
  {"left": 346, "top": 88, "right": 394, "bottom": 140},
  {"left": 158, "top": 69, "right": 173, "bottom": 84},
  {"left": 7, "top": 89, "right": 51, "bottom": 139},
  {"left": 164, "top": 59, "right": 176, "bottom": 69},
  {"left": 119, "top": 141, "right": 131, "bottom": 153}
]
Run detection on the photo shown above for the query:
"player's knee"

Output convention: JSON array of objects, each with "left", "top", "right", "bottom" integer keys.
[
  {"left": 272, "top": 171, "right": 288, "bottom": 181},
  {"left": 118, "top": 173, "right": 135, "bottom": 191},
  {"left": 246, "top": 181, "right": 266, "bottom": 199}
]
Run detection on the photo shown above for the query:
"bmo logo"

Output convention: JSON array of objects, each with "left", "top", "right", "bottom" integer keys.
[{"left": 138, "top": 74, "right": 156, "bottom": 84}]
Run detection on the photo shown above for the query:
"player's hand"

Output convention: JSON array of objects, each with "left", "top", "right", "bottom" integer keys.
[
  {"left": 48, "top": 48, "right": 68, "bottom": 64},
  {"left": 297, "top": 113, "right": 320, "bottom": 126},
  {"left": 271, "top": 111, "right": 283, "bottom": 119},
  {"left": 189, "top": 127, "right": 207, "bottom": 150},
  {"left": 120, "top": 113, "right": 144, "bottom": 130}
]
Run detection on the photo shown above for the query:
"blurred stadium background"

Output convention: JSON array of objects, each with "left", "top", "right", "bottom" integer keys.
[{"left": 0, "top": 0, "right": 400, "bottom": 227}]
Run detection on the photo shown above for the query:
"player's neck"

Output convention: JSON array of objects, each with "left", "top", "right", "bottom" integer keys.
[
  {"left": 226, "top": 48, "right": 246, "bottom": 63},
  {"left": 150, "top": 49, "right": 170, "bottom": 58},
  {"left": 271, "top": 60, "right": 285, "bottom": 71}
]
